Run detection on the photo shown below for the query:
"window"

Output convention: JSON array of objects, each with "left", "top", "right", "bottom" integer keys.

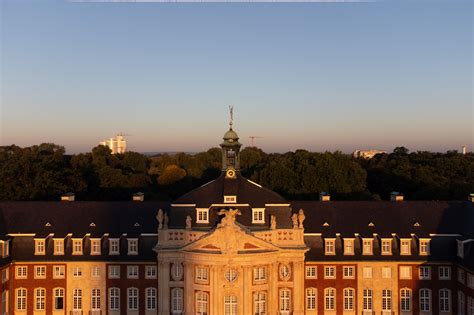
[
  {"left": 73, "top": 288, "right": 82, "bottom": 310},
  {"left": 109, "top": 239, "right": 120, "bottom": 255},
  {"left": 400, "top": 239, "right": 411, "bottom": 255},
  {"left": 224, "top": 195, "right": 236, "bottom": 203},
  {"left": 252, "top": 208, "right": 265, "bottom": 223},
  {"left": 146, "top": 287, "right": 157, "bottom": 310},
  {"left": 1, "top": 268, "right": 8, "bottom": 283},
  {"left": 109, "top": 265, "right": 120, "bottom": 279},
  {"left": 16, "top": 288, "right": 27, "bottom": 311},
  {"left": 419, "top": 239, "right": 430, "bottom": 255},
  {"left": 224, "top": 295, "right": 237, "bottom": 315},
  {"left": 459, "top": 291, "right": 466, "bottom": 315},
  {"left": 458, "top": 269, "right": 466, "bottom": 284},
  {"left": 196, "top": 208, "right": 209, "bottom": 223},
  {"left": 91, "top": 265, "right": 100, "bottom": 278},
  {"left": 325, "top": 239, "right": 336, "bottom": 255},
  {"left": 127, "top": 266, "right": 139, "bottom": 279},
  {"left": 381, "top": 239, "right": 392, "bottom": 255},
  {"left": 279, "top": 289, "right": 290, "bottom": 314},
  {"left": 279, "top": 264, "right": 291, "bottom": 281},
  {"left": 419, "top": 288, "right": 431, "bottom": 312},
  {"left": 34, "top": 266, "right": 46, "bottom": 279},
  {"left": 34, "top": 288, "right": 45, "bottom": 311},
  {"left": 362, "top": 239, "right": 373, "bottom": 255},
  {"left": 400, "top": 266, "right": 412, "bottom": 279},
  {"left": 468, "top": 297, "right": 474, "bottom": 315},
  {"left": 253, "top": 266, "right": 266, "bottom": 282},
  {"left": 196, "top": 266, "right": 209, "bottom": 283},
  {"left": 382, "top": 289, "right": 392, "bottom": 311},
  {"left": 305, "top": 266, "right": 317, "bottom": 279},
  {"left": 419, "top": 266, "right": 431, "bottom": 280},
  {"left": 109, "top": 287, "right": 120, "bottom": 311},
  {"left": 34, "top": 239, "right": 46, "bottom": 255},
  {"left": 171, "top": 288, "right": 183, "bottom": 314},
  {"left": 439, "top": 289, "right": 451, "bottom": 312},
  {"left": 53, "top": 265, "right": 65, "bottom": 279},
  {"left": 90, "top": 239, "right": 101, "bottom": 255},
  {"left": 127, "top": 287, "right": 139, "bottom": 310},
  {"left": 73, "top": 266, "right": 82, "bottom": 277},
  {"left": 362, "top": 267, "right": 372, "bottom": 279},
  {"left": 223, "top": 268, "right": 237, "bottom": 283},
  {"left": 343, "top": 239, "right": 354, "bottom": 255},
  {"left": 439, "top": 266, "right": 451, "bottom": 280},
  {"left": 54, "top": 288, "right": 64, "bottom": 310},
  {"left": 343, "top": 266, "right": 354, "bottom": 278},
  {"left": 1, "top": 290, "right": 8, "bottom": 315},
  {"left": 306, "top": 288, "right": 316, "bottom": 310},
  {"left": 468, "top": 274, "right": 474, "bottom": 289},
  {"left": 145, "top": 265, "right": 157, "bottom": 279},
  {"left": 324, "top": 288, "right": 335, "bottom": 311},
  {"left": 400, "top": 288, "right": 412, "bottom": 311},
  {"left": 458, "top": 241, "right": 465, "bottom": 258},
  {"left": 343, "top": 288, "right": 354, "bottom": 311},
  {"left": 91, "top": 288, "right": 101, "bottom": 310},
  {"left": 53, "top": 239, "right": 64, "bottom": 255},
  {"left": 324, "top": 266, "right": 336, "bottom": 279},
  {"left": 172, "top": 263, "right": 183, "bottom": 281},
  {"left": 127, "top": 239, "right": 138, "bottom": 255},
  {"left": 195, "top": 291, "right": 209, "bottom": 315},
  {"left": 16, "top": 266, "right": 27, "bottom": 279},
  {"left": 254, "top": 291, "right": 266, "bottom": 315},
  {"left": 363, "top": 289, "right": 373, "bottom": 311},
  {"left": 72, "top": 239, "right": 83, "bottom": 255},
  {"left": 382, "top": 267, "right": 392, "bottom": 279}
]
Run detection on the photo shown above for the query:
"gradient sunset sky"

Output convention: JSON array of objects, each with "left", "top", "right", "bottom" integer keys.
[{"left": 1, "top": 0, "right": 472, "bottom": 154}]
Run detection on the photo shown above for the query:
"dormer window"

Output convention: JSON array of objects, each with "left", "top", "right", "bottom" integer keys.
[
  {"left": 0, "top": 240, "right": 9, "bottom": 258},
  {"left": 53, "top": 239, "right": 64, "bottom": 255},
  {"left": 457, "top": 240, "right": 464, "bottom": 258},
  {"left": 72, "top": 239, "right": 83, "bottom": 255},
  {"left": 362, "top": 239, "right": 373, "bottom": 255},
  {"left": 400, "top": 239, "right": 411, "bottom": 255},
  {"left": 90, "top": 239, "right": 101, "bottom": 255},
  {"left": 343, "top": 239, "right": 354, "bottom": 255},
  {"left": 381, "top": 239, "right": 392, "bottom": 255},
  {"left": 34, "top": 239, "right": 46, "bottom": 255},
  {"left": 224, "top": 195, "right": 237, "bottom": 203},
  {"left": 252, "top": 208, "right": 265, "bottom": 224},
  {"left": 419, "top": 239, "right": 430, "bottom": 256},
  {"left": 325, "top": 239, "right": 336, "bottom": 255},
  {"left": 109, "top": 239, "right": 120, "bottom": 255},
  {"left": 196, "top": 208, "right": 209, "bottom": 224},
  {"left": 127, "top": 239, "right": 138, "bottom": 255}
]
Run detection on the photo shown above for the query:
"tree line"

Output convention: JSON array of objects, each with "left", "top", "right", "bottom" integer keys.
[{"left": 0, "top": 144, "right": 473, "bottom": 201}]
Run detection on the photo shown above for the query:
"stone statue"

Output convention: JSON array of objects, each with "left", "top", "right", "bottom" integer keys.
[
  {"left": 218, "top": 209, "right": 241, "bottom": 228},
  {"left": 156, "top": 209, "right": 164, "bottom": 230},
  {"left": 270, "top": 215, "right": 277, "bottom": 230},
  {"left": 164, "top": 213, "right": 169, "bottom": 230},
  {"left": 292, "top": 213, "right": 298, "bottom": 229},
  {"left": 185, "top": 215, "right": 192, "bottom": 230},
  {"left": 298, "top": 209, "right": 306, "bottom": 229}
]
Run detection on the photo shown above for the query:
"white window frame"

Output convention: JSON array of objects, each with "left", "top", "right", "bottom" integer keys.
[
  {"left": 53, "top": 265, "right": 65, "bottom": 279},
  {"left": 34, "top": 239, "right": 46, "bottom": 255},
  {"left": 91, "top": 265, "right": 101, "bottom": 278},
  {"left": 382, "top": 289, "right": 392, "bottom": 311},
  {"left": 16, "top": 288, "right": 27, "bottom": 311},
  {"left": 325, "top": 239, "right": 336, "bottom": 255},
  {"left": 145, "top": 265, "right": 157, "bottom": 279},
  {"left": 224, "top": 295, "right": 237, "bottom": 315},
  {"left": 109, "top": 287, "right": 120, "bottom": 311},
  {"left": 362, "top": 238, "right": 373, "bottom": 255},
  {"left": 252, "top": 208, "right": 265, "bottom": 224},
  {"left": 439, "top": 266, "right": 451, "bottom": 280},
  {"left": 196, "top": 208, "right": 209, "bottom": 224},
  {"left": 15, "top": 266, "right": 27, "bottom": 279},
  {"left": 279, "top": 288, "right": 291, "bottom": 314},
  {"left": 400, "top": 288, "right": 412, "bottom": 311},
  {"left": 382, "top": 266, "right": 392, "bottom": 279},
  {"left": 108, "top": 265, "right": 120, "bottom": 279},
  {"left": 53, "top": 239, "right": 64, "bottom": 255},
  {"left": 439, "top": 289, "right": 451, "bottom": 312},
  {"left": 306, "top": 288, "right": 316, "bottom": 311},
  {"left": 400, "top": 238, "right": 411, "bottom": 255},
  {"left": 91, "top": 288, "right": 101, "bottom": 310},
  {"left": 324, "top": 266, "right": 336, "bottom": 279},
  {"left": 253, "top": 266, "right": 266, "bottom": 282},
  {"left": 253, "top": 291, "right": 266, "bottom": 315},
  {"left": 400, "top": 266, "right": 412, "bottom": 279},
  {"left": 171, "top": 288, "right": 183, "bottom": 314},
  {"left": 195, "top": 291, "right": 209, "bottom": 315},
  {"left": 343, "top": 266, "right": 354, "bottom": 279},
  {"left": 34, "top": 266, "right": 46, "bottom": 279},
  {"left": 1, "top": 268, "right": 9, "bottom": 283},
  {"left": 146, "top": 287, "right": 157, "bottom": 311},
  {"left": 72, "top": 266, "right": 82, "bottom": 278},
  {"left": 53, "top": 287, "right": 65, "bottom": 310},
  {"left": 224, "top": 195, "right": 237, "bottom": 203},
  {"left": 127, "top": 266, "right": 139, "bottom": 279},
  {"left": 305, "top": 266, "right": 317, "bottom": 279},
  {"left": 419, "top": 288, "right": 431, "bottom": 312},
  {"left": 419, "top": 266, "right": 431, "bottom": 280},
  {"left": 73, "top": 288, "right": 82, "bottom": 311},
  {"left": 362, "top": 266, "right": 373, "bottom": 279},
  {"left": 127, "top": 287, "right": 139, "bottom": 311},
  {"left": 195, "top": 266, "right": 209, "bottom": 283},
  {"left": 127, "top": 239, "right": 138, "bottom": 255},
  {"left": 90, "top": 239, "right": 101, "bottom": 255},
  {"left": 72, "top": 238, "right": 83, "bottom": 255},
  {"left": 34, "top": 288, "right": 46, "bottom": 311},
  {"left": 419, "top": 239, "right": 430, "bottom": 255},
  {"left": 363, "top": 288, "right": 373, "bottom": 311},
  {"left": 381, "top": 238, "right": 392, "bottom": 255},
  {"left": 343, "top": 238, "right": 354, "bottom": 255},
  {"left": 343, "top": 288, "right": 354, "bottom": 311},
  {"left": 109, "top": 238, "right": 120, "bottom": 255},
  {"left": 324, "top": 287, "right": 336, "bottom": 311}
]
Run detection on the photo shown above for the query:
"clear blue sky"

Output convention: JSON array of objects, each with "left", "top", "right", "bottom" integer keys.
[{"left": 1, "top": 0, "right": 472, "bottom": 154}]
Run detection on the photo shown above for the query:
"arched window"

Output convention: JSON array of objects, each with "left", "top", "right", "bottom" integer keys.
[
  {"left": 73, "top": 288, "right": 82, "bottom": 311},
  {"left": 171, "top": 263, "right": 183, "bottom": 281},
  {"left": 343, "top": 288, "right": 354, "bottom": 311},
  {"left": 382, "top": 289, "right": 392, "bottom": 311},
  {"left": 196, "top": 291, "right": 209, "bottom": 315},
  {"left": 459, "top": 291, "right": 466, "bottom": 315},
  {"left": 224, "top": 295, "right": 237, "bottom": 315},
  {"left": 324, "top": 288, "right": 335, "bottom": 311},
  {"left": 363, "top": 289, "right": 373, "bottom": 311},
  {"left": 439, "top": 289, "right": 451, "bottom": 312},
  {"left": 279, "top": 288, "right": 291, "bottom": 314},
  {"left": 306, "top": 288, "right": 316, "bottom": 310},
  {"left": 127, "top": 287, "right": 138, "bottom": 310},
  {"left": 253, "top": 291, "right": 266, "bottom": 315},
  {"left": 400, "top": 288, "right": 412, "bottom": 311},
  {"left": 35, "top": 288, "right": 46, "bottom": 311},
  {"left": 91, "top": 288, "right": 101, "bottom": 311},
  {"left": 16, "top": 288, "right": 27, "bottom": 311},
  {"left": 146, "top": 287, "right": 157, "bottom": 310},
  {"left": 109, "top": 287, "right": 120, "bottom": 311},
  {"left": 419, "top": 288, "right": 431, "bottom": 312},
  {"left": 171, "top": 288, "right": 183, "bottom": 314},
  {"left": 53, "top": 288, "right": 64, "bottom": 310}
]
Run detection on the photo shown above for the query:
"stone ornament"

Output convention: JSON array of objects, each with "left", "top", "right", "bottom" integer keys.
[
  {"left": 270, "top": 215, "right": 277, "bottom": 230},
  {"left": 186, "top": 215, "right": 192, "bottom": 230},
  {"left": 157, "top": 209, "right": 164, "bottom": 230},
  {"left": 292, "top": 213, "right": 298, "bottom": 229},
  {"left": 279, "top": 263, "right": 291, "bottom": 281},
  {"left": 298, "top": 209, "right": 306, "bottom": 229}
]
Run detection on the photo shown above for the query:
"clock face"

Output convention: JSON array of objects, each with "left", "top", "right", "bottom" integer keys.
[{"left": 226, "top": 169, "right": 236, "bottom": 178}]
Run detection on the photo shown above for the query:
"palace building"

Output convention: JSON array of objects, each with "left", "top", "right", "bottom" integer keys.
[{"left": 0, "top": 120, "right": 473, "bottom": 315}]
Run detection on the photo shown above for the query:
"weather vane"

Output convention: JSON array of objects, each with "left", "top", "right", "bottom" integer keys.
[{"left": 229, "top": 105, "right": 234, "bottom": 128}]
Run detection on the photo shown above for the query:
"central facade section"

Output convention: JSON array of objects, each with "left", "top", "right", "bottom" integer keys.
[{"left": 155, "top": 123, "right": 308, "bottom": 314}]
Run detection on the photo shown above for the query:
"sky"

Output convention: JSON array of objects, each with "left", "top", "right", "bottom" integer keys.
[{"left": 1, "top": 0, "right": 472, "bottom": 154}]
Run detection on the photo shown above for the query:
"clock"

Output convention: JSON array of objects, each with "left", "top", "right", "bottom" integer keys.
[{"left": 226, "top": 169, "right": 236, "bottom": 179}]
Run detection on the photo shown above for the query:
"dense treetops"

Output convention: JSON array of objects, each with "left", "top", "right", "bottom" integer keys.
[{"left": 0, "top": 144, "right": 473, "bottom": 201}]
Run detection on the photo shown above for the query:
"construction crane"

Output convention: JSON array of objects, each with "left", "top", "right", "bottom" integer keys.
[{"left": 249, "top": 136, "right": 263, "bottom": 147}]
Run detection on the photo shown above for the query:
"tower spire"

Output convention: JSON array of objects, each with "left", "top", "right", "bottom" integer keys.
[{"left": 229, "top": 105, "right": 234, "bottom": 130}]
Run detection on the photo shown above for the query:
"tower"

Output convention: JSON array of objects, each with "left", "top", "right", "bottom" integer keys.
[{"left": 220, "top": 106, "right": 242, "bottom": 172}]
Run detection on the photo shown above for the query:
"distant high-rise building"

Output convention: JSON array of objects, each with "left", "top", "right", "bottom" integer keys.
[
  {"left": 99, "top": 134, "right": 127, "bottom": 154},
  {"left": 353, "top": 149, "right": 386, "bottom": 159},
  {"left": 462, "top": 145, "right": 467, "bottom": 155}
]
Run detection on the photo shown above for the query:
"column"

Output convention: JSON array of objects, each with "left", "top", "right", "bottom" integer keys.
[
  {"left": 158, "top": 260, "right": 170, "bottom": 315},
  {"left": 292, "top": 260, "right": 305, "bottom": 315}
]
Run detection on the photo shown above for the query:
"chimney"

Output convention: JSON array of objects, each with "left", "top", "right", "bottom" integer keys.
[
  {"left": 319, "top": 192, "right": 331, "bottom": 202},
  {"left": 390, "top": 191, "right": 404, "bottom": 202},
  {"left": 132, "top": 192, "right": 144, "bottom": 202},
  {"left": 468, "top": 193, "right": 474, "bottom": 203},
  {"left": 61, "top": 192, "right": 75, "bottom": 202}
]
